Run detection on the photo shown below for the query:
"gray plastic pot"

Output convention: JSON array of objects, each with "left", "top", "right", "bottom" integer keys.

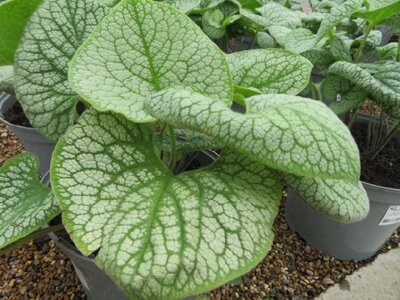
[
  {"left": 46, "top": 151, "right": 218, "bottom": 300},
  {"left": 0, "top": 93, "right": 55, "bottom": 176},
  {"left": 285, "top": 120, "right": 400, "bottom": 261}
]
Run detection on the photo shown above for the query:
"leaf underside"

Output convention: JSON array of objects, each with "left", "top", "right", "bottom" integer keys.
[
  {"left": 69, "top": 0, "right": 233, "bottom": 124},
  {"left": 145, "top": 89, "right": 360, "bottom": 181},
  {"left": 226, "top": 49, "right": 312, "bottom": 95},
  {"left": 51, "top": 109, "right": 281, "bottom": 300},
  {"left": 14, "top": 0, "right": 110, "bottom": 141},
  {"left": 0, "top": 153, "right": 60, "bottom": 249}
]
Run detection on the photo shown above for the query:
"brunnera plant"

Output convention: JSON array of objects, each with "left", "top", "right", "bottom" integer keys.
[{"left": 0, "top": 0, "right": 368, "bottom": 299}]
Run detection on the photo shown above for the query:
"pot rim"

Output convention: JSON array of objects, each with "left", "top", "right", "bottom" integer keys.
[{"left": 0, "top": 93, "right": 37, "bottom": 132}]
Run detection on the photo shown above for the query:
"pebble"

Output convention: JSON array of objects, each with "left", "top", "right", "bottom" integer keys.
[{"left": 1, "top": 121, "right": 400, "bottom": 300}]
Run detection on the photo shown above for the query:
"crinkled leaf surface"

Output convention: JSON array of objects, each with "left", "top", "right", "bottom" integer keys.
[
  {"left": 226, "top": 49, "right": 312, "bottom": 95},
  {"left": 51, "top": 109, "right": 281, "bottom": 300},
  {"left": 377, "top": 42, "right": 399, "bottom": 60},
  {"left": 0, "top": 153, "right": 60, "bottom": 249},
  {"left": 284, "top": 173, "right": 369, "bottom": 223},
  {"left": 330, "top": 35, "right": 352, "bottom": 62},
  {"left": 14, "top": 0, "right": 110, "bottom": 141},
  {"left": 0, "top": 0, "right": 42, "bottom": 65},
  {"left": 353, "top": 30, "right": 382, "bottom": 47},
  {"left": 256, "top": 2, "right": 302, "bottom": 29},
  {"left": 315, "top": 0, "right": 363, "bottom": 43},
  {"left": 0, "top": 65, "right": 15, "bottom": 94},
  {"left": 302, "top": 48, "right": 335, "bottom": 75},
  {"left": 69, "top": 0, "right": 233, "bottom": 124},
  {"left": 328, "top": 61, "right": 400, "bottom": 118},
  {"left": 145, "top": 89, "right": 360, "bottom": 181}
]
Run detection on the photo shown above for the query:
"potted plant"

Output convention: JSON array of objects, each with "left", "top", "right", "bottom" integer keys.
[
  {"left": 0, "top": 0, "right": 56, "bottom": 175},
  {"left": 0, "top": 0, "right": 369, "bottom": 299},
  {"left": 261, "top": 0, "right": 400, "bottom": 260}
]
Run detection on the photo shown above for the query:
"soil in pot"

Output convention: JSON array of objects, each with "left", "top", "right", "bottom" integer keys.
[
  {"left": 3, "top": 101, "right": 32, "bottom": 128},
  {"left": 351, "top": 123, "right": 400, "bottom": 189}
]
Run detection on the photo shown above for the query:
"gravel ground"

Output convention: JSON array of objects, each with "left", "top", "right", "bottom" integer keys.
[{"left": 0, "top": 120, "right": 399, "bottom": 300}]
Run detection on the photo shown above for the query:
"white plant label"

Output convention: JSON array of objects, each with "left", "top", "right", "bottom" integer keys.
[{"left": 379, "top": 206, "right": 400, "bottom": 226}]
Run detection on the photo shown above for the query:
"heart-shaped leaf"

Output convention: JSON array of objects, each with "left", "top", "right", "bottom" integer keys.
[
  {"left": 330, "top": 35, "right": 352, "bottom": 62},
  {"left": 0, "top": 153, "right": 60, "bottom": 249},
  {"left": 328, "top": 61, "right": 400, "bottom": 118},
  {"left": 283, "top": 173, "right": 369, "bottom": 223},
  {"left": 0, "top": 0, "right": 43, "bottom": 65},
  {"left": 14, "top": 0, "right": 110, "bottom": 141},
  {"left": 69, "top": 0, "right": 233, "bottom": 124},
  {"left": 226, "top": 49, "right": 312, "bottom": 95},
  {"left": 145, "top": 89, "right": 361, "bottom": 181},
  {"left": 51, "top": 109, "right": 281, "bottom": 300}
]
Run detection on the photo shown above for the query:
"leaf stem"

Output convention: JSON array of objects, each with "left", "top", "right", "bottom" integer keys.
[
  {"left": 355, "top": 23, "right": 373, "bottom": 63},
  {"left": 167, "top": 125, "right": 177, "bottom": 172},
  {"left": 371, "top": 120, "right": 400, "bottom": 161},
  {"left": 0, "top": 223, "right": 64, "bottom": 256}
]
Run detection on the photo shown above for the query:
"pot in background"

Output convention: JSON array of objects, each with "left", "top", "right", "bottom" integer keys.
[
  {"left": 285, "top": 118, "right": 400, "bottom": 261},
  {"left": 0, "top": 93, "right": 55, "bottom": 176}
]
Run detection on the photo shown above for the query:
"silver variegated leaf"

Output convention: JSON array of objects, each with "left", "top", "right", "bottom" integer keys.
[
  {"left": 145, "top": 89, "right": 361, "bottom": 181},
  {"left": 0, "top": 153, "right": 60, "bottom": 249},
  {"left": 51, "top": 109, "right": 281, "bottom": 300},
  {"left": 69, "top": 0, "right": 233, "bottom": 124},
  {"left": 14, "top": 0, "right": 110, "bottom": 141},
  {"left": 328, "top": 61, "right": 400, "bottom": 118},
  {"left": 283, "top": 173, "right": 369, "bottom": 223},
  {"left": 0, "top": 65, "right": 14, "bottom": 94},
  {"left": 256, "top": 2, "right": 302, "bottom": 29},
  {"left": 226, "top": 49, "right": 312, "bottom": 95}
]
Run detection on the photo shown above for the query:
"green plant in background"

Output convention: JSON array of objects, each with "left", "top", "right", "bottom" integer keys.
[{"left": 0, "top": 0, "right": 370, "bottom": 299}]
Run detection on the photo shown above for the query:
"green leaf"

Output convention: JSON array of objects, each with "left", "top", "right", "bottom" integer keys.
[
  {"left": 302, "top": 48, "right": 336, "bottom": 75},
  {"left": 329, "top": 89, "right": 367, "bottom": 115},
  {"left": 0, "top": 65, "right": 15, "bottom": 94},
  {"left": 354, "top": 0, "right": 400, "bottom": 26},
  {"left": 377, "top": 42, "right": 399, "bottom": 60},
  {"left": 328, "top": 61, "right": 400, "bottom": 118},
  {"left": 315, "top": 0, "right": 363, "bottom": 43},
  {"left": 0, "top": 153, "right": 60, "bottom": 249},
  {"left": 51, "top": 109, "right": 281, "bottom": 300},
  {"left": 145, "top": 89, "right": 361, "bottom": 181},
  {"left": 321, "top": 75, "right": 352, "bottom": 102},
  {"left": 94, "top": 0, "right": 121, "bottom": 6},
  {"left": 0, "top": 0, "right": 43, "bottom": 65},
  {"left": 164, "top": 0, "right": 201, "bottom": 13},
  {"left": 256, "top": 31, "right": 275, "bottom": 48},
  {"left": 14, "top": 0, "right": 110, "bottom": 141},
  {"left": 330, "top": 35, "right": 352, "bottom": 62},
  {"left": 284, "top": 174, "right": 369, "bottom": 222},
  {"left": 202, "top": 9, "right": 226, "bottom": 38},
  {"left": 353, "top": 30, "right": 382, "bottom": 47},
  {"left": 256, "top": 2, "right": 302, "bottom": 29},
  {"left": 226, "top": 49, "right": 313, "bottom": 95},
  {"left": 268, "top": 25, "right": 292, "bottom": 46},
  {"left": 282, "top": 28, "right": 317, "bottom": 54},
  {"left": 69, "top": 0, "right": 233, "bottom": 124}
]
